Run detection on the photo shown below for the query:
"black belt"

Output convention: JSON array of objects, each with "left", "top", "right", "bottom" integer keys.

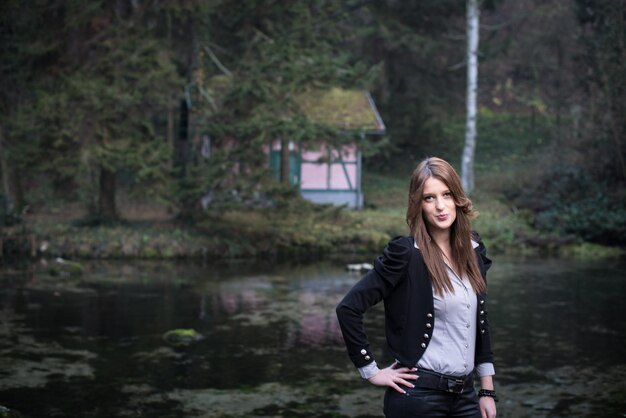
[{"left": 413, "top": 367, "right": 473, "bottom": 394}]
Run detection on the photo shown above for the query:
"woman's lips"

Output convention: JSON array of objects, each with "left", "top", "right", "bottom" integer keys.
[{"left": 436, "top": 214, "right": 448, "bottom": 221}]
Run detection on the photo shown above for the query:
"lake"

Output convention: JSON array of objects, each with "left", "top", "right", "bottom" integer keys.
[{"left": 0, "top": 255, "right": 625, "bottom": 417}]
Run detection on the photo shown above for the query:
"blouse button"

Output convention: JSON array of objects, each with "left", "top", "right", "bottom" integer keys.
[
  {"left": 480, "top": 310, "right": 485, "bottom": 315},
  {"left": 480, "top": 300, "right": 485, "bottom": 305},
  {"left": 365, "top": 355, "right": 371, "bottom": 360},
  {"left": 424, "top": 334, "right": 429, "bottom": 339},
  {"left": 360, "top": 349, "right": 367, "bottom": 355},
  {"left": 421, "top": 343, "right": 426, "bottom": 348},
  {"left": 426, "top": 323, "right": 432, "bottom": 328},
  {"left": 427, "top": 313, "right": 433, "bottom": 318}
]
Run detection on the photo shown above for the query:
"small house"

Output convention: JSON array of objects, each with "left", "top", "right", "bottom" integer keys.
[
  {"left": 269, "top": 88, "right": 385, "bottom": 209},
  {"left": 184, "top": 75, "right": 385, "bottom": 209}
]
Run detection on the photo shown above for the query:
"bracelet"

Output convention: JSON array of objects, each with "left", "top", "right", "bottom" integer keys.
[{"left": 478, "top": 389, "right": 498, "bottom": 402}]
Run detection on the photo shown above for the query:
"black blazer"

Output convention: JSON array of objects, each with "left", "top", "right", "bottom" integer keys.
[{"left": 336, "top": 234, "right": 493, "bottom": 370}]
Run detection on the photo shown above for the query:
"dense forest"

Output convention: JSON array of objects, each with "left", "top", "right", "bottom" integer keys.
[{"left": 1, "top": 0, "right": 625, "bottom": 254}]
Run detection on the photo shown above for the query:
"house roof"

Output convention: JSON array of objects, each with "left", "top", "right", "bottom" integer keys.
[
  {"left": 197, "top": 76, "right": 386, "bottom": 134},
  {"left": 295, "top": 88, "right": 386, "bottom": 134}
]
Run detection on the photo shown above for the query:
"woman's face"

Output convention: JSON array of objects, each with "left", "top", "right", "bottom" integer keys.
[{"left": 421, "top": 177, "right": 457, "bottom": 234}]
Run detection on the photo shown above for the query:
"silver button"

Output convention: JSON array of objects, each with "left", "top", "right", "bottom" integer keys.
[
  {"left": 427, "top": 313, "right": 433, "bottom": 318},
  {"left": 481, "top": 330, "right": 485, "bottom": 334},
  {"left": 480, "top": 300, "right": 485, "bottom": 305},
  {"left": 426, "top": 323, "right": 432, "bottom": 328},
  {"left": 424, "top": 334, "right": 429, "bottom": 339},
  {"left": 480, "top": 310, "right": 484, "bottom": 315},
  {"left": 421, "top": 343, "right": 426, "bottom": 348},
  {"left": 480, "top": 320, "right": 484, "bottom": 324},
  {"left": 365, "top": 355, "right": 370, "bottom": 360},
  {"left": 360, "top": 349, "right": 367, "bottom": 355}
]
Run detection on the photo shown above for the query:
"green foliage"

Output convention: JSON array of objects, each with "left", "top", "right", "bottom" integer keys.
[
  {"left": 355, "top": 0, "right": 468, "bottom": 169},
  {"left": 34, "top": 222, "right": 212, "bottom": 259},
  {"left": 439, "top": 109, "right": 555, "bottom": 170},
  {"left": 559, "top": 242, "right": 625, "bottom": 259},
  {"left": 163, "top": 329, "right": 203, "bottom": 346},
  {"left": 48, "top": 258, "right": 84, "bottom": 276},
  {"left": 528, "top": 166, "right": 626, "bottom": 245},
  {"left": 471, "top": 200, "right": 536, "bottom": 254},
  {"left": 1, "top": 0, "right": 182, "bottom": 219},
  {"left": 574, "top": 0, "right": 626, "bottom": 182},
  {"left": 484, "top": 0, "right": 626, "bottom": 247},
  {"left": 169, "top": 0, "right": 378, "bottom": 211},
  {"left": 362, "top": 172, "right": 409, "bottom": 209}
]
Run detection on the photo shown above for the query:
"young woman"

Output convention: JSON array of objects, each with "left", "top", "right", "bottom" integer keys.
[{"left": 336, "top": 157, "right": 497, "bottom": 418}]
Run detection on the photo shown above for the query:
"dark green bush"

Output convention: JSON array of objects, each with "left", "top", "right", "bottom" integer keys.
[{"left": 514, "top": 164, "right": 626, "bottom": 246}]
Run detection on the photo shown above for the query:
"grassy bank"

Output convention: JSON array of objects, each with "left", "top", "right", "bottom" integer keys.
[
  {"left": 23, "top": 200, "right": 399, "bottom": 261},
  {"left": 9, "top": 170, "right": 621, "bottom": 262}
]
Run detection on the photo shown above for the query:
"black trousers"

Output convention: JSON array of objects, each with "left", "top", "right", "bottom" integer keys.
[{"left": 383, "top": 369, "right": 481, "bottom": 418}]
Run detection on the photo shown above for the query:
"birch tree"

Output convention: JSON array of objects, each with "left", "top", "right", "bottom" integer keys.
[{"left": 461, "top": 0, "right": 480, "bottom": 194}]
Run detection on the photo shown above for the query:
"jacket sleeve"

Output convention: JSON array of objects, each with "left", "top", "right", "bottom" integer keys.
[{"left": 335, "top": 236, "right": 411, "bottom": 368}]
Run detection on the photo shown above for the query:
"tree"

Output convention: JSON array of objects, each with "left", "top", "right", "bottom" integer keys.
[
  {"left": 179, "top": 0, "right": 372, "bottom": 209},
  {"left": 1, "top": 0, "right": 183, "bottom": 221},
  {"left": 351, "top": 0, "right": 468, "bottom": 168},
  {"left": 575, "top": 0, "right": 626, "bottom": 182},
  {"left": 461, "top": 0, "right": 480, "bottom": 194},
  {"left": 0, "top": 0, "right": 55, "bottom": 217}
]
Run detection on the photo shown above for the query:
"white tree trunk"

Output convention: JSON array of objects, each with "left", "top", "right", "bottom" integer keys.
[{"left": 462, "top": 0, "right": 479, "bottom": 194}]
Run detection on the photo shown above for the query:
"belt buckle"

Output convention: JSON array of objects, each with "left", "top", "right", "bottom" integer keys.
[{"left": 447, "top": 378, "right": 465, "bottom": 394}]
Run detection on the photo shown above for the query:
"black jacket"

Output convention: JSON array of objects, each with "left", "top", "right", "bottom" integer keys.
[{"left": 336, "top": 235, "right": 493, "bottom": 370}]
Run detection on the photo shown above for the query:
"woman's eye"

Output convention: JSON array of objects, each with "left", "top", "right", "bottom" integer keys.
[
  {"left": 424, "top": 196, "right": 433, "bottom": 202},
  {"left": 444, "top": 192, "right": 452, "bottom": 197}
]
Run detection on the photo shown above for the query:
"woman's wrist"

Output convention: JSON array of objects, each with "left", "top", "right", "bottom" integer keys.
[{"left": 478, "top": 389, "right": 498, "bottom": 402}]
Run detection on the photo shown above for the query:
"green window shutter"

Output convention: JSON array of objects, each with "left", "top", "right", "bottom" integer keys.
[
  {"left": 289, "top": 152, "right": 301, "bottom": 186},
  {"left": 269, "top": 150, "right": 280, "bottom": 181},
  {"left": 269, "top": 149, "right": 300, "bottom": 186}
]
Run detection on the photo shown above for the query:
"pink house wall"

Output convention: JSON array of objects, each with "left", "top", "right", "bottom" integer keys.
[
  {"left": 300, "top": 144, "right": 358, "bottom": 190},
  {"left": 267, "top": 140, "right": 359, "bottom": 190}
]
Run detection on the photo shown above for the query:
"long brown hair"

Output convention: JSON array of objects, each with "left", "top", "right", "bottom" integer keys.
[{"left": 406, "top": 157, "right": 485, "bottom": 295}]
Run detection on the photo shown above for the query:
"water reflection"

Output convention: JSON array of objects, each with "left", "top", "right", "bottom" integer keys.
[{"left": 0, "top": 257, "right": 625, "bottom": 417}]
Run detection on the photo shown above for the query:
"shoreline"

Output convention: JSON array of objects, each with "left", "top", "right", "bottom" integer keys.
[{"left": 2, "top": 217, "right": 623, "bottom": 262}]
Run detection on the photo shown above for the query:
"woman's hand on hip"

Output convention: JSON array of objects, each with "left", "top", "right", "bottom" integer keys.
[{"left": 367, "top": 362, "right": 418, "bottom": 394}]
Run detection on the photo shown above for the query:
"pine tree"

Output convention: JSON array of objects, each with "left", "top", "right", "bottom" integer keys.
[
  {"left": 181, "top": 0, "right": 372, "bottom": 210},
  {"left": 1, "top": 0, "right": 182, "bottom": 221}
]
